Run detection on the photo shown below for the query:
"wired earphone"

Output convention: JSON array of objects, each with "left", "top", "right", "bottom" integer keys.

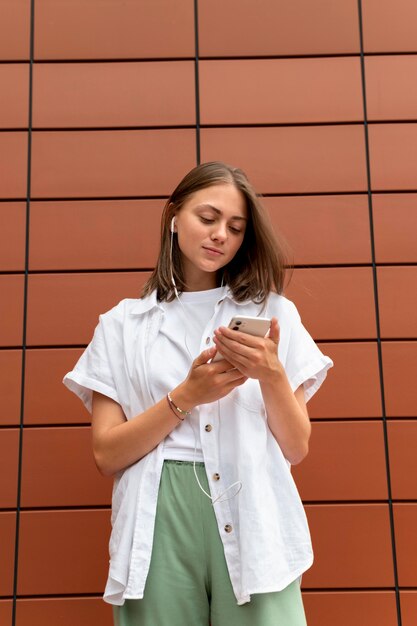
[
  {"left": 169, "top": 215, "right": 242, "bottom": 504},
  {"left": 170, "top": 217, "right": 180, "bottom": 297}
]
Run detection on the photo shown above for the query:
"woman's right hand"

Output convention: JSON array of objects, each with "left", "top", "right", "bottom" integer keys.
[
  {"left": 91, "top": 348, "right": 248, "bottom": 476},
  {"left": 172, "top": 347, "right": 248, "bottom": 409}
]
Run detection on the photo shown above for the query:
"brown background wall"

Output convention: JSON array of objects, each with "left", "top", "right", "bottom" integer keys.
[{"left": 1, "top": 1, "right": 417, "bottom": 625}]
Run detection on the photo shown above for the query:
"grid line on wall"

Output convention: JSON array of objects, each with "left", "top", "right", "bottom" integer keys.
[
  {"left": 357, "top": 2, "right": 402, "bottom": 625},
  {"left": 4, "top": 417, "right": 413, "bottom": 428},
  {"left": 2, "top": 262, "right": 417, "bottom": 277},
  {"left": 4, "top": 189, "right": 417, "bottom": 203},
  {"left": 193, "top": 0, "right": 201, "bottom": 164},
  {"left": 11, "top": 1, "right": 35, "bottom": 624},
  {"left": 4, "top": 120, "right": 417, "bottom": 132},
  {"left": 3, "top": 50, "right": 417, "bottom": 66}
]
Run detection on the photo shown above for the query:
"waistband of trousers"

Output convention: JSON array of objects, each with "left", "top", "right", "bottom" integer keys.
[{"left": 163, "top": 459, "right": 205, "bottom": 467}]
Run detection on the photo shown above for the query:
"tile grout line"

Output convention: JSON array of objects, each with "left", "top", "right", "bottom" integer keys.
[
  {"left": 2, "top": 585, "right": 417, "bottom": 601},
  {"left": 11, "top": 1, "right": 35, "bottom": 623},
  {"left": 193, "top": 0, "right": 201, "bottom": 165},
  {"left": 4, "top": 50, "right": 417, "bottom": 64},
  {"left": 0, "top": 417, "right": 416, "bottom": 432},
  {"left": 1, "top": 337, "right": 417, "bottom": 352},
  {"left": 2, "top": 262, "right": 417, "bottom": 277},
  {"left": 3, "top": 189, "right": 417, "bottom": 202},
  {"left": 357, "top": 3, "right": 402, "bottom": 625},
  {"left": 4, "top": 120, "right": 417, "bottom": 132}
]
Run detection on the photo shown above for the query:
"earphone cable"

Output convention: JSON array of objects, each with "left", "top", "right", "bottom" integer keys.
[{"left": 169, "top": 225, "right": 242, "bottom": 504}]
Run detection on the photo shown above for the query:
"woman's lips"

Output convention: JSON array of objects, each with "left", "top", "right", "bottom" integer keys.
[{"left": 202, "top": 246, "right": 224, "bottom": 256}]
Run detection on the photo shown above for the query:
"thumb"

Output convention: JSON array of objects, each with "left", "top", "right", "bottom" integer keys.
[
  {"left": 268, "top": 317, "right": 280, "bottom": 344},
  {"left": 193, "top": 346, "right": 216, "bottom": 367}
]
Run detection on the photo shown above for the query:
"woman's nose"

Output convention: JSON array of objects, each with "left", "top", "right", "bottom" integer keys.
[{"left": 211, "top": 222, "right": 227, "bottom": 241}]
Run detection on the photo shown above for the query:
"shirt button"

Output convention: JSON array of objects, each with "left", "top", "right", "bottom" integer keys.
[
  {"left": 213, "top": 473, "right": 220, "bottom": 481},
  {"left": 224, "top": 524, "right": 233, "bottom": 533},
  {"left": 205, "top": 424, "right": 212, "bottom": 432},
  {"left": 205, "top": 336, "right": 210, "bottom": 345}
]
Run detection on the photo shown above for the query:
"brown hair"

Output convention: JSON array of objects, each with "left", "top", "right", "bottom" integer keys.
[{"left": 141, "top": 161, "right": 291, "bottom": 304}]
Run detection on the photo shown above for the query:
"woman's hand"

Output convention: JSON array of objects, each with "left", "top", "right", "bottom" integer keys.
[
  {"left": 214, "top": 317, "right": 311, "bottom": 464},
  {"left": 173, "top": 347, "right": 248, "bottom": 410},
  {"left": 92, "top": 348, "right": 247, "bottom": 476},
  {"left": 212, "top": 317, "right": 282, "bottom": 383}
]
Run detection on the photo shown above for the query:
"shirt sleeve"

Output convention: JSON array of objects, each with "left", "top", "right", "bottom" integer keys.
[
  {"left": 282, "top": 300, "right": 333, "bottom": 402},
  {"left": 62, "top": 315, "right": 120, "bottom": 414}
]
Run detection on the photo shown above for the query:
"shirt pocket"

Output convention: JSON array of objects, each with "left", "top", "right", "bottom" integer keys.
[{"left": 229, "top": 378, "right": 266, "bottom": 415}]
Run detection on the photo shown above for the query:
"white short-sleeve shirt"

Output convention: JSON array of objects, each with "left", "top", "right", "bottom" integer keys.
[{"left": 63, "top": 288, "right": 333, "bottom": 606}]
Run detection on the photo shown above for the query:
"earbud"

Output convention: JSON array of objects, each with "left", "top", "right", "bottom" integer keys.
[{"left": 170, "top": 217, "right": 176, "bottom": 234}]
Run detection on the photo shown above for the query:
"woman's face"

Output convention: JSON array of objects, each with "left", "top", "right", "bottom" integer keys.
[{"left": 173, "top": 183, "right": 248, "bottom": 290}]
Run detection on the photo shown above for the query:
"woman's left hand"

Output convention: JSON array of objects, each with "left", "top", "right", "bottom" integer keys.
[{"left": 213, "top": 317, "right": 282, "bottom": 383}]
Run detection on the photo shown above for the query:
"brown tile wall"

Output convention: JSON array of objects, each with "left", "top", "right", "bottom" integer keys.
[{"left": 1, "top": 1, "right": 416, "bottom": 625}]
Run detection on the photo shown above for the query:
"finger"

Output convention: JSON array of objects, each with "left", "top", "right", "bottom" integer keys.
[
  {"left": 193, "top": 347, "right": 216, "bottom": 367},
  {"left": 213, "top": 335, "right": 253, "bottom": 363},
  {"left": 215, "top": 326, "right": 264, "bottom": 349},
  {"left": 210, "top": 357, "right": 235, "bottom": 373},
  {"left": 233, "top": 376, "right": 248, "bottom": 387},
  {"left": 268, "top": 317, "right": 280, "bottom": 344},
  {"left": 220, "top": 367, "right": 247, "bottom": 383},
  {"left": 215, "top": 350, "right": 249, "bottom": 376}
]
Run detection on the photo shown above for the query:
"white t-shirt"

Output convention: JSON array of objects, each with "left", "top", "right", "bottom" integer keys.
[{"left": 149, "top": 287, "right": 223, "bottom": 462}]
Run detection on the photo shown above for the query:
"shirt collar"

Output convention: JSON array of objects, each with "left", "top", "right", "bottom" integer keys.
[
  {"left": 129, "top": 291, "right": 162, "bottom": 316},
  {"left": 223, "top": 287, "right": 257, "bottom": 307},
  {"left": 129, "top": 287, "right": 254, "bottom": 315}
]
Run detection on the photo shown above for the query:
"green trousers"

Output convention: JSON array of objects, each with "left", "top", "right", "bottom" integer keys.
[{"left": 113, "top": 460, "right": 307, "bottom": 626}]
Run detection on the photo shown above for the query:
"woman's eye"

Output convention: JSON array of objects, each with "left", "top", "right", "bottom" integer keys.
[
  {"left": 230, "top": 226, "right": 242, "bottom": 234},
  {"left": 200, "top": 217, "right": 214, "bottom": 224}
]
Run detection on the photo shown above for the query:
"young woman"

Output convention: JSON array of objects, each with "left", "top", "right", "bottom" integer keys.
[{"left": 63, "top": 161, "right": 333, "bottom": 626}]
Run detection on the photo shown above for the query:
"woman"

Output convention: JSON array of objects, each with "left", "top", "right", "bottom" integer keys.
[{"left": 63, "top": 161, "right": 333, "bottom": 626}]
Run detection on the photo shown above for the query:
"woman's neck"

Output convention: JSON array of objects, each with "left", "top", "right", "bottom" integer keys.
[{"left": 182, "top": 270, "right": 219, "bottom": 292}]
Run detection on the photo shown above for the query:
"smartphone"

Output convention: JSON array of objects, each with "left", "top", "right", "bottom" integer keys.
[{"left": 212, "top": 316, "right": 271, "bottom": 361}]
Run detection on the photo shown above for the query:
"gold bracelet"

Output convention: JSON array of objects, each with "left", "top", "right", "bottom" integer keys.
[{"left": 167, "top": 392, "right": 191, "bottom": 418}]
